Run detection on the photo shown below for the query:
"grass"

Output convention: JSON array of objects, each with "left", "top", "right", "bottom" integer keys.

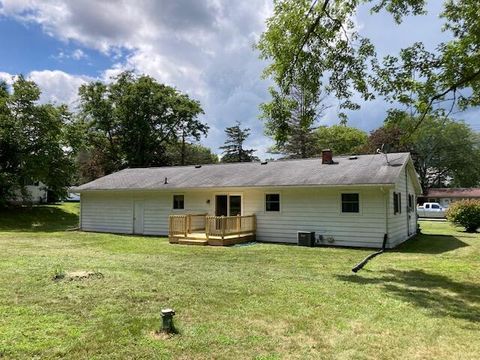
[{"left": 0, "top": 204, "right": 478, "bottom": 359}]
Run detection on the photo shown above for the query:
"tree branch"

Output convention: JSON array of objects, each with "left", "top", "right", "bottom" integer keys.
[
  {"left": 405, "top": 68, "right": 480, "bottom": 140},
  {"left": 283, "top": 0, "right": 331, "bottom": 91}
]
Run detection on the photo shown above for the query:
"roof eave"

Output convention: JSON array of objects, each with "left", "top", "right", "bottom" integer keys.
[{"left": 74, "top": 183, "right": 397, "bottom": 193}]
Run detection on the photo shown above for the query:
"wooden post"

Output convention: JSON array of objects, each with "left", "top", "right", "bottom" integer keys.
[
  {"left": 168, "top": 216, "right": 172, "bottom": 240},
  {"left": 184, "top": 215, "right": 188, "bottom": 237},
  {"left": 205, "top": 216, "right": 210, "bottom": 240},
  {"left": 221, "top": 216, "right": 226, "bottom": 240},
  {"left": 237, "top": 215, "right": 240, "bottom": 238}
]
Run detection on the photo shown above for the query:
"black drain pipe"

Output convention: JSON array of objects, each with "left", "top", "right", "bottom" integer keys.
[{"left": 352, "top": 234, "right": 388, "bottom": 273}]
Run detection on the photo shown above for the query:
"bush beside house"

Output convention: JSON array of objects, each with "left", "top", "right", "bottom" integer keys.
[{"left": 445, "top": 199, "right": 480, "bottom": 232}]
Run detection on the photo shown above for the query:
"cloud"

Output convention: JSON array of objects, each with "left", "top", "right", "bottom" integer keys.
[
  {"left": 28, "top": 70, "right": 91, "bottom": 106},
  {"left": 0, "top": 0, "right": 274, "bottom": 156},
  {"left": 0, "top": 69, "right": 89, "bottom": 107},
  {"left": 2, "top": 0, "right": 467, "bottom": 160},
  {"left": 0, "top": 71, "right": 16, "bottom": 85}
]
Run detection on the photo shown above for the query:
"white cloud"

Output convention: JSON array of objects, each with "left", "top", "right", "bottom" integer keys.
[
  {"left": 0, "top": 0, "right": 275, "bottom": 157},
  {"left": 0, "top": 71, "right": 16, "bottom": 85},
  {"left": 28, "top": 70, "right": 91, "bottom": 106},
  {"left": 71, "top": 49, "right": 87, "bottom": 60}
]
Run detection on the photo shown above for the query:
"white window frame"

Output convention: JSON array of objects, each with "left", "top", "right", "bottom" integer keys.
[
  {"left": 340, "top": 192, "right": 362, "bottom": 215},
  {"left": 172, "top": 193, "right": 185, "bottom": 211},
  {"left": 264, "top": 192, "right": 282, "bottom": 213},
  {"left": 213, "top": 192, "right": 244, "bottom": 216}
]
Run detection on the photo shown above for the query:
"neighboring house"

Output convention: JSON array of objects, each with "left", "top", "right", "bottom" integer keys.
[
  {"left": 420, "top": 188, "right": 480, "bottom": 208},
  {"left": 12, "top": 181, "right": 47, "bottom": 204},
  {"left": 73, "top": 151, "right": 422, "bottom": 249}
]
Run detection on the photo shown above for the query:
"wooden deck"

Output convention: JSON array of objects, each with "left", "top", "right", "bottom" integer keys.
[{"left": 168, "top": 214, "right": 256, "bottom": 246}]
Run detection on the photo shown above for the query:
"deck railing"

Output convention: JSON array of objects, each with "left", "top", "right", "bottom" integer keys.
[
  {"left": 205, "top": 215, "right": 256, "bottom": 239},
  {"left": 168, "top": 213, "right": 208, "bottom": 237},
  {"left": 169, "top": 215, "right": 188, "bottom": 237},
  {"left": 168, "top": 214, "right": 256, "bottom": 240}
]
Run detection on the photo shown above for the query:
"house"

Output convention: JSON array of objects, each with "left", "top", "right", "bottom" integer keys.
[
  {"left": 12, "top": 181, "right": 47, "bottom": 204},
  {"left": 420, "top": 188, "right": 480, "bottom": 208},
  {"left": 73, "top": 151, "right": 422, "bottom": 248}
]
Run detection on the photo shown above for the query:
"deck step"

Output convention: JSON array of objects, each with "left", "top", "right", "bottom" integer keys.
[{"left": 178, "top": 238, "right": 208, "bottom": 246}]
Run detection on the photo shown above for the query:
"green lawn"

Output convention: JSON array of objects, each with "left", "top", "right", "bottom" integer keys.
[{"left": 0, "top": 204, "right": 478, "bottom": 359}]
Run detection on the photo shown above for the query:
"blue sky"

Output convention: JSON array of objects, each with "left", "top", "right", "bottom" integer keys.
[{"left": 0, "top": 0, "right": 478, "bottom": 158}]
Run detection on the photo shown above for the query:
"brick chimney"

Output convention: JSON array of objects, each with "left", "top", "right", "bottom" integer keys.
[{"left": 322, "top": 149, "right": 333, "bottom": 164}]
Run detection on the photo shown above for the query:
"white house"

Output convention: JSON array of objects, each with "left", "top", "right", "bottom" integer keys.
[
  {"left": 12, "top": 181, "right": 48, "bottom": 204},
  {"left": 74, "top": 151, "right": 422, "bottom": 248},
  {"left": 420, "top": 188, "right": 480, "bottom": 208}
]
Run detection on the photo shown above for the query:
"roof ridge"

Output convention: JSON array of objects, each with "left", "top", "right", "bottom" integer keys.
[{"left": 121, "top": 152, "right": 411, "bottom": 171}]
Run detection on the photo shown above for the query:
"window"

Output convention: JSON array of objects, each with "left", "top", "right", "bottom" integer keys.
[
  {"left": 425, "top": 204, "right": 430, "bottom": 209},
  {"left": 173, "top": 195, "right": 184, "bottom": 209},
  {"left": 408, "top": 194, "right": 414, "bottom": 212},
  {"left": 341, "top": 193, "right": 359, "bottom": 213},
  {"left": 394, "top": 192, "right": 402, "bottom": 214},
  {"left": 265, "top": 194, "right": 280, "bottom": 212},
  {"left": 431, "top": 204, "right": 440, "bottom": 209}
]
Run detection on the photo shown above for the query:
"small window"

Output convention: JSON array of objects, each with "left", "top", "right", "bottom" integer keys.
[
  {"left": 341, "top": 193, "right": 359, "bottom": 213},
  {"left": 393, "top": 192, "right": 402, "bottom": 214},
  {"left": 425, "top": 204, "right": 430, "bottom": 209},
  {"left": 409, "top": 194, "right": 415, "bottom": 212},
  {"left": 173, "top": 195, "right": 184, "bottom": 209},
  {"left": 265, "top": 194, "right": 280, "bottom": 212}
]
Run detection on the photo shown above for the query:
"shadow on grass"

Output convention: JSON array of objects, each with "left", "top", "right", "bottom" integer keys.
[
  {"left": 394, "top": 234, "right": 468, "bottom": 254},
  {"left": 0, "top": 205, "right": 78, "bottom": 232},
  {"left": 338, "top": 269, "right": 480, "bottom": 322}
]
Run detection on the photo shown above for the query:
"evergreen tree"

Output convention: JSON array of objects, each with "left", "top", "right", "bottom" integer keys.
[{"left": 220, "top": 121, "right": 259, "bottom": 163}]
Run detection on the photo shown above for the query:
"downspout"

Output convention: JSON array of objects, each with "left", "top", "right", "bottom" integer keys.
[
  {"left": 405, "top": 167, "right": 410, "bottom": 236},
  {"left": 79, "top": 193, "right": 83, "bottom": 230},
  {"left": 351, "top": 187, "right": 389, "bottom": 273}
]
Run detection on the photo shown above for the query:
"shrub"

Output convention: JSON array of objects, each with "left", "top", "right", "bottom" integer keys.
[{"left": 445, "top": 199, "right": 480, "bottom": 232}]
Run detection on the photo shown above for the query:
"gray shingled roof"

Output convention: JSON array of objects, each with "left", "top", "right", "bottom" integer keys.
[{"left": 74, "top": 153, "right": 412, "bottom": 191}]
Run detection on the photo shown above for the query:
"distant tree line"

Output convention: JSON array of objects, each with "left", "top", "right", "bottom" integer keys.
[
  {"left": 0, "top": 72, "right": 218, "bottom": 206},
  {"left": 2, "top": 67, "right": 479, "bottom": 207}
]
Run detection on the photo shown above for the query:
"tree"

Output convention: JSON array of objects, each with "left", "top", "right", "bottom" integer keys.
[
  {"left": 256, "top": 0, "right": 377, "bottom": 123},
  {"left": 261, "top": 82, "right": 328, "bottom": 158},
  {"left": 0, "top": 77, "right": 75, "bottom": 205},
  {"left": 315, "top": 124, "right": 368, "bottom": 155},
  {"left": 78, "top": 71, "right": 208, "bottom": 174},
  {"left": 363, "top": 115, "right": 480, "bottom": 189},
  {"left": 166, "top": 142, "right": 218, "bottom": 166},
  {"left": 361, "top": 125, "right": 408, "bottom": 154},
  {"left": 220, "top": 122, "right": 259, "bottom": 163},
  {"left": 258, "top": 0, "right": 480, "bottom": 139},
  {"left": 405, "top": 117, "right": 480, "bottom": 189}
]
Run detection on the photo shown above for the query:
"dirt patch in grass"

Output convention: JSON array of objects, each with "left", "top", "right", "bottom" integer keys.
[
  {"left": 53, "top": 270, "right": 104, "bottom": 282},
  {"left": 148, "top": 330, "right": 177, "bottom": 341}
]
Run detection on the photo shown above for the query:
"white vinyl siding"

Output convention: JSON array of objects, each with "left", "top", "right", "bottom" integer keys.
[
  {"left": 248, "top": 187, "right": 386, "bottom": 248},
  {"left": 80, "top": 192, "right": 134, "bottom": 234},
  {"left": 387, "top": 163, "right": 419, "bottom": 247},
  {"left": 80, "top": 186, "right": 389, "bottom": 248},
  {"left": 80, "top": 168, "right": 420, "bottom": 248}
]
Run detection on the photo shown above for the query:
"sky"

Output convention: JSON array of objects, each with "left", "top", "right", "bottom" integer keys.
[{"left": 0, "top": 0, "right": 479, "bottom": 159}]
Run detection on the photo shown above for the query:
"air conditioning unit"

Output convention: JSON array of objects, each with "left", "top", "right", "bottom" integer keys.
[{"left": 298, "top": 231, "right": 315, "bottom": 247}]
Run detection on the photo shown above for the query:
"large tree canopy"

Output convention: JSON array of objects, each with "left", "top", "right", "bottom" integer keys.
[
  {"left": 316, "top": 124, "right": 368, "bottom": 155},
  {"left": 364, "top": 116, "right": 480, "bottom": 189},
  {"left": 77, "top": 71, "right": 208, "bottom": 179},
  {"left": 257, "top": 0, "right": 480, "bottom": 140},
  {"left": 0, "top": 77, "right": 75, "bottom": 205}
]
